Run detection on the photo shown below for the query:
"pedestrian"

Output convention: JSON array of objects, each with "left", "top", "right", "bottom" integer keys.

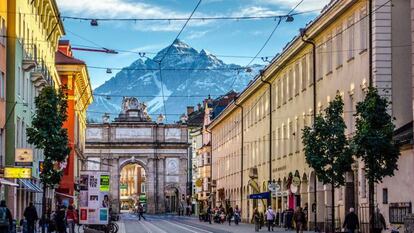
[
  {"left": 234, "top": 205, "right": 241, "bottom": 225},
  {"left": 54, "top": 205, "right": 67, "bottom": 233},
  {"left": 303, "top": 204, "right": 308, "bottom": 230},
  {"left": 293, "top": 207, "right": 306, "bottom": 233},
  {"left": 66, "top": 205, "right": 78, "bottom": 233},
  {"left": 252, "top": 208, "right": 260, "bottom": 232},
  {"left": 227, "top": 206, "right": 234, "bottom": 226},
  {"left": 265, "top": 206, "right": 275, "bottom": 231},
  {"left": 207, "top": 206, "right": 212, "bottom": 224},
  {"left": 138, "top": 204, "right": 146, "bottom": 221},
  {"left": 0, "top": 200, "right": 13, "bottom": 233},
  {"left": 23, "top": 202, "right": 38, "bottom": 233},
  {"left": 371, "top": 208, "right": 386, "bottom": 233},
  {"left": 342, "top": 207, "right": 359, "bottom": 233}
]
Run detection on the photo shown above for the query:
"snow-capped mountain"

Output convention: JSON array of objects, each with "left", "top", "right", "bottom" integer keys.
[{"left": 88, "top": 39, "right": 262, "bottom": 122}]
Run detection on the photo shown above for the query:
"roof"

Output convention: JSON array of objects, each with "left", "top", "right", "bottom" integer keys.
[
  {"left": 55, "top": 51, "right": 86, "bottom": 65},
  {"left": 187, "top": 108, "right": 204, "bottom": 127}
]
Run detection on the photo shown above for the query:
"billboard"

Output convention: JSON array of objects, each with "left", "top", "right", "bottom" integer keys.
[
  {"left": 78, "top": 171, "right": 110, "bottom": 225},
  {"left": 15, "top": 148, "right": 33, "bottom": 166},
  {"left": 4, "top": 167, "right": 31, "bottom": 179}
]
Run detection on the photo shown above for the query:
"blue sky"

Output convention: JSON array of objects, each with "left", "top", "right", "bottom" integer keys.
[{"left": 56, "top": 0, "right": 330, "bottom": 89}]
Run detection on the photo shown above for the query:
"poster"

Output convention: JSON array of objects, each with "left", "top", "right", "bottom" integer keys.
[
  {"left": 100, "top": 175, "right": 110, "bottom": 192},
  {"left": 78, "top": 171, "right": 110, "bottom": 225},
  {"left": 99, "top": 208, "right": 108, "bottom": 223}
]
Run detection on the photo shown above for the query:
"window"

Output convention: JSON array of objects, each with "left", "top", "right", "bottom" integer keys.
[
  {"left": 282, "top": 125, "right": 287, "bottom": 156},
  {"left": 277, "top": 128, "right": 281, "bottom": 158},
  {"left": 326, "top": 35, "right": 333, "bottom": 73},
  {"left": 17, "top": 66, "right": 22, "bottom": 96},
  {"left": 289, "top": 121, "right": 293, "bottom": 155},
  {"left": 277, "top": 80, "right": 281, "bottom": 107},
  {"left": 141, "top": 183, "right": 146, "bottom": 193},
  {"left": 360, "top": 8, "right": 368, "bottom": 51},
  {"left": 316, "top": 46, "right": 323, "bottom": 80},
  {"left": 382, "top": 188, "right": 388, "bottom": 204},
  {"left": 336, "top": 26, "right": 343, "bottom": 67},
  {"left": 295, "top": 118, "right": 300, "bottom": 152},
  {"left": 0, "top": 72, "right": 4, "bottom": 99},
  {"left": 301, "top": 57, "right": 307, "bottom": 90},
  {"left": 288, "top": 69, "right": 293, "bottom": 100},
  {"left": 294, "top": 63, "right": 300, "bottom": 95},
  {"left": 0, "top": 18, "right": 5, "bottom": 45},
  {"left": 282, "top": 74, "right": 287, "bottom": 104},
  {"left": 16, "top": 117, "right": 21, "bottom": 147},
  {"left": 347, "top": 15, "right": 355, "bottom": 60},
  {"left": 389, "top": 203, "right": 412, "bottom": 224},
  {"left": 309, "top": 52, "right": 314, "bottom": 86}
]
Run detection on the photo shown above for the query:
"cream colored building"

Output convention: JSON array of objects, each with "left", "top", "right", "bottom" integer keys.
[{"left": 209, "top": 0, "right": 413, "bottom": 231}]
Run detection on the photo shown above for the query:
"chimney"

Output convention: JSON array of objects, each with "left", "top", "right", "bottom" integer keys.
[
  {"left": 197, "top": 103, "right": 202, "bottom": 111},
  {"left": 187, "top": 106, "right": 194, "bottom": 115}
]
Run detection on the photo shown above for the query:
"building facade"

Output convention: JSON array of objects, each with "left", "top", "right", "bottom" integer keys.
[
  {"left": 84, "top": 97, "right": 189, "bottom": 214},
  {"left": 209, "top": 0, "right": 413, "bottom": 231},
  {"left": 55, "top": 40, "right": 93, "bottom": 206},
  {"left": 0, "top": 0, "right": 6, "bottom": 177},
  {"left": 119, "top": 164, "right": 146, "bottom": 210},
  {"left": 5, "top": 0, "right": 64, "bottom": 218},
  {"left": 186, "top": 105, "right": 204, "bottom": 215}
]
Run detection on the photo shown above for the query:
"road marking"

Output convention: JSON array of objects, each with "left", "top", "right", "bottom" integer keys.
[
  {"left": 138, "top": 220, "right": 153, "bottom": 233},
  {"left": 171, "top": 221, "right": 213, "bottom": 233},
  {"left": 163, "top": 220, "right": 213, "bottom": 233},
  {"left": 143, "top": 221, "right": 168, "bottom": 233}
]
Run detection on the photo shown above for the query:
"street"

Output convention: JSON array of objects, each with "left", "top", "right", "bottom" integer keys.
[{"left": 120, "top": 213, "right": 310, "bottom": 233}]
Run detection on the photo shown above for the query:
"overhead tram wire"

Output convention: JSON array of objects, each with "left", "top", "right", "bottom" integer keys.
[
  {"left": 153, "top": 0, "right": 203, "bottom": 122},
  {"left": 228, "top": 0, "right": 304, "bottom": 90}
]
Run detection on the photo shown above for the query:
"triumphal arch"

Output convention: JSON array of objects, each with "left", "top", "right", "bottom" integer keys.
[{"left": 84, "top": 97, "right": 189, "bottom": 214}]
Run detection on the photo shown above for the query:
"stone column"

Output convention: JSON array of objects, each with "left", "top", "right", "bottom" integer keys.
[
  {"left": 146, "top": 158, "right": 155, "bottom": 214},
  {"left": 158, "top": 157, "right": 166, "bottom": 213},
  {"left": 109, "top": 158, "right": 120, "bottom": 213}
]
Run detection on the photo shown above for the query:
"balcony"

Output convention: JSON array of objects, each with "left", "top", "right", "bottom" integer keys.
[
  {"left": 31, "top": 59, "right": 52, "bottom": 90},
  {"left": 23, "top": 44, "right": 37, "bottom": 71}
]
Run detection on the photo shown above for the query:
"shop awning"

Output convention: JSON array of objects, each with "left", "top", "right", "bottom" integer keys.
[
  {"left": 55, "top": 192, "right": 75, "bottom": 199},
  {"left": 248, "top": 192, "right": 271, "bottom": 199},
  {"left": 0, "top": 178, "right": 19, "bottom": 187},
  {"left": 18, "top": 179, "right": 42, "bottom": 193}
]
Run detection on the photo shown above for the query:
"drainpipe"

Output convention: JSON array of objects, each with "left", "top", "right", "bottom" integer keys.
[
  {"left": 234, "top": 98, "right": 244, "bottom": 211},
  {"left": 300, "top": 28, "right": 318, "bottom": 232},
  {"left": 368, "top": 0, "right": 373, "bottom": 87},
  {"left": 259, "top": 71, "right": 272, "bottom": 207}
]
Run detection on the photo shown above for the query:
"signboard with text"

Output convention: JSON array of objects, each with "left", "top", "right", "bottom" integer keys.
[
  {"left": 15, "top": 148, "right": 33, "bottom": 166},
  {"left": 78, "top": 171, "right": 110, "bottom": 225},
  {"left": 4, "top": 167, "right": 31, "bottom": 179}
]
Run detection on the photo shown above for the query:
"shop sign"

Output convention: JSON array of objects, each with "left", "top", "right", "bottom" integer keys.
[
  {"left": 4, "top": 167, "right": 31, "bottom": 179},
  {"left": 120, "top": 184, "right": 128, "bottom": 190},
  {"left": 39, "top": 161, "right": 44, "bottom": 174},
  {"left": 15, "top": 148, "right": 33, "bottom": 166},
  {"left": 100, "top": 175, "right": 110, "bottom": 192},
  {"left": 195, "top": 178, "right": 203, "bottom": 187}
]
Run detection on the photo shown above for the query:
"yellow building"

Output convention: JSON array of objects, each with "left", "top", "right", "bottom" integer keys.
[
  {"left": 209, "top": 0, "right": 413, "bottom": 231},
  {"left": 5, "top": 0, "right": 64, "bottom": 218}
]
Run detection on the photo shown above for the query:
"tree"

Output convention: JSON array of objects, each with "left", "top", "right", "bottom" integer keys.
[
  {"left": 26, "top": 86, "right": 70, "bottom": 233},
  {"left": 302, "top": 94, "right": 353, "bottom": 232},
  {"left": 353, "top": 87, "right": 400, "bottom": 232}
]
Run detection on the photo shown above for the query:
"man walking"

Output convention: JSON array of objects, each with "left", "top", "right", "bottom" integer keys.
[
  {"left": 265, "top": 206, "right": 275, "bottom": 231},
  {"left": 293, "top": 207, "right": 306, "bottom": 233},
  {"left": 371, "top": 208, "right": 386, "bottom": 233},
  {"left": 0, "top": 200, "right": 12, "bottom": 233},
  {"left": 227, "top": 206, "right": 234, "bottom": 226},
  {"left": 138, "top": 204, "right": 146, "bottom": 221},
  {"left": 343, "top": 208, "right": 359, "bottom": 233},
  {"left": 24, "top": 202, "right": 39, "bottom": 233}
]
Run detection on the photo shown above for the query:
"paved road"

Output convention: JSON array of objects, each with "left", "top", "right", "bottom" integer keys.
[
  {"left": 122, "top": 213, "right": 242, "bottom": 233},
  {"left": 120, "top": 213, "right": 307, "bottom": 233}
]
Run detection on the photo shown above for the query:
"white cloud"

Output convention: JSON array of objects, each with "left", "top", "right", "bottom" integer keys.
[
  {"left": 185, "top": 30, "right": 209, "bottom": 39},
  {"left": 57, "top": 0, "right": 210, "bottom": 32},
  {"left": 260, "top": 0, "right": 331, "bottom": 12},
  {"left": 235, "top": 6, "right": 284, "bottom": 17}
]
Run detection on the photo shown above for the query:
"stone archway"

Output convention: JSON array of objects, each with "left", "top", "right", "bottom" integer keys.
[
  {"left": 164, "top": 183, "right": 182, "bottom": 213},
  {"left": 118, "top": 158, "right": 150, "bottom": 213}
]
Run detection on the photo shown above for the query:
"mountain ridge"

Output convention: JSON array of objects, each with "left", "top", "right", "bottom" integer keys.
[{"left": 88, "top": 39, "right": 262, "bottom": 122}]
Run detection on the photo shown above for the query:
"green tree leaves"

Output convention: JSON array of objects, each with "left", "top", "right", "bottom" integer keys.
[
  {"left": 26, "top": 86, "right": 70, "bottom": 188},
  {"left": 302, "top": 94, "right": 353, "bottom": 187},
  {"left": 353, "top": 87, "right": 400, "bottom": 184}
]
